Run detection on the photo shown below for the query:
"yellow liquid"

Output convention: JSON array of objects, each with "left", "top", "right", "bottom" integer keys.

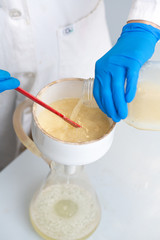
[
  {"left": 30, "top": 184, "right": 101, "bottom": 240},
  {"left": 37, "top": 98, "right": 111, "bottom": 142},
  {"left": 127, "top": 81, "right": 160, "bottom": 130}
]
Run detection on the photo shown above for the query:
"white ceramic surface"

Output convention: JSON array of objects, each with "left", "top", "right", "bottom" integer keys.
[
  {"left": 32, "top": 78, "right": 115, "bottom": 166},
  {"left": 2, "top": 122, "right": 160, "bottom": 240}
]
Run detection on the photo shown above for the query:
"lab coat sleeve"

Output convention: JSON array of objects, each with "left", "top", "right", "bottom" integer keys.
[{"left": 127, "top": 0, "right": 160, "bottom": 27}]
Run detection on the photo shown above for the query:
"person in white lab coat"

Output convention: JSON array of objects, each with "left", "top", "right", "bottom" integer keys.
[{"left": 0, "top": 0, "right": 160, "bottom": 169}]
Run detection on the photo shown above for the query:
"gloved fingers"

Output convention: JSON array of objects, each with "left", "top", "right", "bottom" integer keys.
[
  {"left": 93, "top": 77, "right": 108, "bottom": 116},
  {"left": 125, "top": 66, "right": 140, "bottom": 103},
  {"left": 100, "top": 72, "right": 121, "bottom": 122},
  {"left": 111, "top": 67, "right": 128, "bottom": 119},
  {"left": 0, "top": 70, "right": 11, "bottom": 81},
  {"left": 0, "top": 77, "right": 20, "bottom": 93}
]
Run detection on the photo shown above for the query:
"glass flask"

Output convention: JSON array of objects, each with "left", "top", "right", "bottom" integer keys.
[
  {"left": 126, "top": 61, "right": 160, "bottom": 130},
  {"left": 29, "top": 163, "right": 101, "bottom": 240}
]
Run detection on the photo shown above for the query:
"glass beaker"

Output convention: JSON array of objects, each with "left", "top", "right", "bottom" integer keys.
[
  {"left": 126, "top": 61, "right": 160, "bottom": 130},
  {"left": 29, "top": 163, "right": 101, "bottom": 240}
]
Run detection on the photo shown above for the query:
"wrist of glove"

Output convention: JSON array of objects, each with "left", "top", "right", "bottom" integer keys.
[
  {"left": 94, "top": 23, "right": 160, "bottom": 122},
  {"left": 0, "top": 70, "right": 20, "bottom": 93}
]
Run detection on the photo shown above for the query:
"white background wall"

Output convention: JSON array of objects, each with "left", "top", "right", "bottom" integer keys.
[{"left": 104, "top": 0, "right": 132, "bottom": 44}]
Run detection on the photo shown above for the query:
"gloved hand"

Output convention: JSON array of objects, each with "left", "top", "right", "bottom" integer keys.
[
  {"left": 0, "top": 69, "right": 20, "bottom": 93},
  {"left": 94, "top": 23, "right": 160, "bottom": 122}
]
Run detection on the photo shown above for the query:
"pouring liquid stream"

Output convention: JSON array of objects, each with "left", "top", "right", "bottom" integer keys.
[{"left": 70, "top": 78, "right": 97, "bottom": 121}]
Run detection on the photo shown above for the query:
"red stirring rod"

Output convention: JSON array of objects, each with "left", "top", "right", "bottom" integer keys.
[{"left": 15, "top": 87, "right": 82, "bottom": 128}]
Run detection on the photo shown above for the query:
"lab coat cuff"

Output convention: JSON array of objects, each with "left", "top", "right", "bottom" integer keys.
[{"left": 127, "top": 0, "right": 160, "bottom": 27}]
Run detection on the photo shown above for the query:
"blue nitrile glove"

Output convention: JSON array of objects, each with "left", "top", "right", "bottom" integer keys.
[
  {"left": 94, "top": 23, "right": 160, "bottom": 122},
  {"left": 0, "top": 70, "right": 20, "bottom": 93}
]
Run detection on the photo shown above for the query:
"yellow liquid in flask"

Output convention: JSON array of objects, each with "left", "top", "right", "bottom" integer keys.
[{"left": 30, "top": 184, "right": 101, "bottom": 240}]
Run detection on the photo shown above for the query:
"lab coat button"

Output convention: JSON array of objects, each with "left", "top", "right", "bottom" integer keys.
[
  {"left": 9, "top": 9, "right": 22, "bottom": 19},
  {"left": 63, "top": 26, "right": 73, "bottom": 35}
]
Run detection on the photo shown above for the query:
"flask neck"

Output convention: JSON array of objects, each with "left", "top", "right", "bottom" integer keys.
[
  {"left": 51, "top": 162, "right": 84, "bottom": 176},
  {"left": 64, "top": 165, "right": 84, "bottom": 175}
]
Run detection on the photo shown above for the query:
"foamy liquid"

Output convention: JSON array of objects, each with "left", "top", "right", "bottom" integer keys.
[
  {"left": 30, "top": 184, "right": 100, "bottom": 240},
  {"left": 37, "top": 98, "right": 111, "bottom": 142}
]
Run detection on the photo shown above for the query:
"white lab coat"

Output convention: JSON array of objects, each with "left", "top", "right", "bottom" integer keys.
[
  {"left": 127, "top": 0, "right": 160, "bottom": 26},
  {"left": 0, "top": 0, "right": 112, "bottom": 168},
  {"left": 0, "top": 0, "right": 160, "bottom": 169}
]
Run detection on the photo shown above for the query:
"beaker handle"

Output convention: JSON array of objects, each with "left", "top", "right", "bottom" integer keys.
[{"left": 13, "top": 99, "right": 52, "bottom": 167}]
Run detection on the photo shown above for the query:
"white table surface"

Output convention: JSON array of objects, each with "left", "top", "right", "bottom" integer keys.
[{"left": 1, "top": 122, "right": 160, "bottom": 240}]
